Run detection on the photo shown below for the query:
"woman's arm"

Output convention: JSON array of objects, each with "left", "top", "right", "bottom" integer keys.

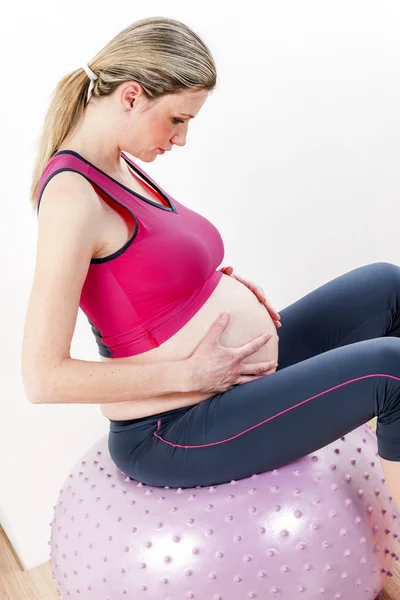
[
  {"left": 29, "top": 356, "right": 193, "bottom": 405},
  {"left": 22, "top": 172, "right": 194, "bottom": 406}
]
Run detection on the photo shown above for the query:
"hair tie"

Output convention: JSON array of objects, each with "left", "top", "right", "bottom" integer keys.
[{"left": 83, "top": 64, "right": 98, "bottom": 104}]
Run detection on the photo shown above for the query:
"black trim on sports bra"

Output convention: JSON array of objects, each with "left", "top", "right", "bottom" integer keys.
[
  {"left": 50, "top": 150, "right": 176, "bottom": 213},
  {"left": 37, "top": 165, "right": 140, "bottom": 263}
]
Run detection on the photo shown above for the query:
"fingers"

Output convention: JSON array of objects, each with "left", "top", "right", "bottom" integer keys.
[
  {"left": 237, "top": 332, "right": 274, "bottom": 359},
  {"left": 235, "top": 366, "right": 277, "bottom": 385},
  {"left": 240, "top": 360, "right": 278, "bottom": 375}
]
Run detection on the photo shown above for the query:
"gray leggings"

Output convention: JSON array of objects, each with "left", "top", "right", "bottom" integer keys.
[{"left": 108, "top": 262, "right": 400, "bottom": 488}]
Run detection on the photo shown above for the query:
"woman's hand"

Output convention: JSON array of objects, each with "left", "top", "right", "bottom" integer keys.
[{"left": 218, "top": 265, "right": 282, "bottom": 329}]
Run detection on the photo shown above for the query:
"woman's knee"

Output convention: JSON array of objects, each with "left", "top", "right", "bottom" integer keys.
[
  {"left": 368, "top": 261, "right": 400, "bottom": 292},
  {"left": 374, "top": 336, "right": 400, "bottom": 371}
]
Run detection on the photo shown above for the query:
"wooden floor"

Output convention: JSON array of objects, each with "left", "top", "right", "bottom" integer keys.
[
  {"left": 1, "top": 418, "right": 399, "bottom": 600},
  {"left": 0, "top": 524, "right": 58, "bottom": 599}
]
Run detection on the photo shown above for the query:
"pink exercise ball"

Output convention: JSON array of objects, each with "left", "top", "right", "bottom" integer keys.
[{"left": 49, "top": 424, "right": 399, "bottom": 599}]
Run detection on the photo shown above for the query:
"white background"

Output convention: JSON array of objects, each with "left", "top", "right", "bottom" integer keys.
[{"left": 1, "top": 0, "right": 399, "bottom": 570}]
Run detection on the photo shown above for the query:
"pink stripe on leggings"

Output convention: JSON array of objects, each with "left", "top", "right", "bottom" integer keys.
[{"left": 153, "top": 373, "right": 400, "bottom": 449}]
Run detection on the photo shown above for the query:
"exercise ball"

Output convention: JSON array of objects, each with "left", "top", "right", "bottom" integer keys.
[{"left": 49, "top": 424, "right": 399, "bottom": 599}]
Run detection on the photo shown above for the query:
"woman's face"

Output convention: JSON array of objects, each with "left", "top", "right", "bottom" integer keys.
[{"left": 121, "top": 88, "right": 209, "bottom": 161}]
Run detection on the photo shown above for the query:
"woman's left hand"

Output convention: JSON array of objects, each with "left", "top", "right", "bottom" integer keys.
[{"left": 218, "top": 265, "right": 282, "bottom": 329}]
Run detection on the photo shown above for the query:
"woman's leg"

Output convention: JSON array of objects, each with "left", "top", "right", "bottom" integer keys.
[
  {"left": 110, "top": 262, "right": 400, "bottom": 503},
  {"left": 274, "top": 261, "right": 400, "bottom": 511},
  {"left": 276, "top": 261, "right": 400, "bottom": 369},
  {"left": 137, "top": 336, "right": 400, "bottom": 489}
]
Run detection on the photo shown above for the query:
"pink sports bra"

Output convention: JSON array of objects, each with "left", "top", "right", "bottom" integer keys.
[{"left": 37, "top": 150, "right": 225, "bottom": 358}]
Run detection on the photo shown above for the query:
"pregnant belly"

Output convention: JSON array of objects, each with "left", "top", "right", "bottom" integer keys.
[{"left": 100, "top": 273, "right": 279, "bottom": 420}]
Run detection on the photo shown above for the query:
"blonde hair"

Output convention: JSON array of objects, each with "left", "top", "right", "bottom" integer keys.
[{"left": 30, "top": 17, "right": 217, "bottom": 209}]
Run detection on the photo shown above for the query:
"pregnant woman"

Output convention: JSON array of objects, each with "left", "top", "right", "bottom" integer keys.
[{"left": 23, "top": 18, "right": 400, "bottom": 514}]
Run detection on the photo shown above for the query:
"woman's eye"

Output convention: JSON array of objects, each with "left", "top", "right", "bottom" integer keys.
[{"left": 172, "top": 118, "right": 185, "bottom": 125}]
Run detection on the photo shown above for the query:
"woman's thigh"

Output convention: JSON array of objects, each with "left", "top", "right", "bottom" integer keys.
[
  {"left": 109, "top": 262, "right": 400, "bottom": 488},
  {"left": 277, "top": 261, "right": 400, "bottom": 369},
  {"left": 128, "top": 337, "right": 400, "bottom": 488}
]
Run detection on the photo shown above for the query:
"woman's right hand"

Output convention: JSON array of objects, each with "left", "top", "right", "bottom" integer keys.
[{"left": 186, "top": 312, "right": 278, "bottom": 394}]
